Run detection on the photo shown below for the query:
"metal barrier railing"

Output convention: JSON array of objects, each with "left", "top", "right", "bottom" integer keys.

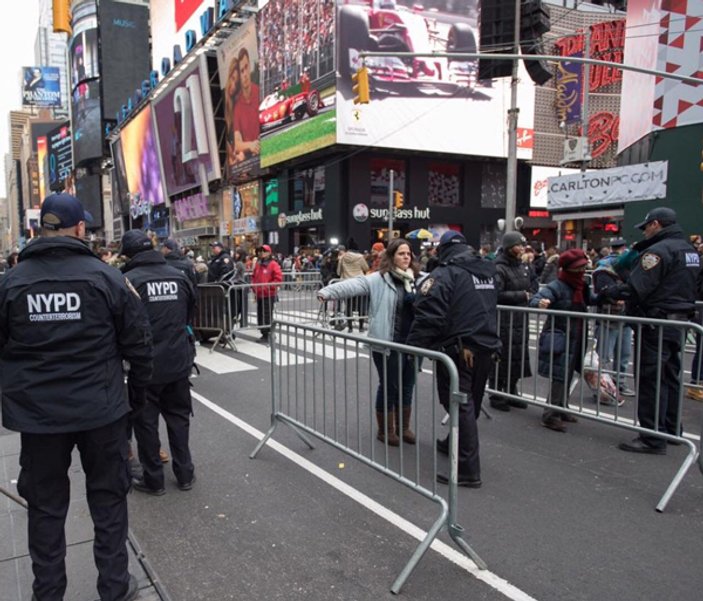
[
  {"left": 488, "top": 305, "right": 702, "bottom": 511},
  {"left": 250, "top": 320, "right": 486, "bottom": 594},
  {"left": 195, "top": 275, "right": 374, "bottom": 349}
]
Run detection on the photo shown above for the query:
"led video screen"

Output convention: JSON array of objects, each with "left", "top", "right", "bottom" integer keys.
[{"left": 71, "top": 80, "right": 103, "bottom": 166}]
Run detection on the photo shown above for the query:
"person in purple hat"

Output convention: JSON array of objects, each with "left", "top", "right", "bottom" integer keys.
[{"left": 0, "top": 193, "right": 153, "bottom": 601}]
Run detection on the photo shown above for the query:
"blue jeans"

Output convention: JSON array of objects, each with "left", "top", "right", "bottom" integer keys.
[
  {"left": 595, "top": 322, "right": 632, "bottom": 378},
  {"left": 372, "top": 351, "right": 416, "bottom": 412}
]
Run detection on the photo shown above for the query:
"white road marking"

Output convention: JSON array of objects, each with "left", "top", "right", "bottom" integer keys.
[
  {"left": 192, "top": 390, "right": 539, "bottom": 601},
  {"left": 194, "top": 349, "right": 257, "bottom": 374}
]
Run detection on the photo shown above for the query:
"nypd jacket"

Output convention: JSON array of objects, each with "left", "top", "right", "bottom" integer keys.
[
  {"left": 406, "top": 245, "right": 501, "bottom": 354},
  {"left": 606, "top": 224, "right": 700, "bottom": 318},
  {"left": 122, "top": 251, "right": 196, "bottom": 385},
  {"left": 0, "top": 236, "right": 153, "bottom": 434}
]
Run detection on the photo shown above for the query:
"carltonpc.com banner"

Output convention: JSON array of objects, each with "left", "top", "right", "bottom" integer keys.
[{"left": 335, "top": 0, "right": 535, "bottom": 159}]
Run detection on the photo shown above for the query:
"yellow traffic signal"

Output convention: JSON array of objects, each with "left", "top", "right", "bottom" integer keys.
[
  {"left": 394, "top": 191, "right": 404, "bottom": 209},
  {"left": 53, "top": 0, "right": 72, "bottom": 35},
  {"left": 352, "top": 66, "right": 370, "bottom": 105}
]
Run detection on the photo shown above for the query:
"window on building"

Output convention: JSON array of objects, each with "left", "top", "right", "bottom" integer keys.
[
  {"left": 370, "top": 158, "right": 406, "bottom": 207},
  {"left": 428, "top": 162, "right": 461, "bottom": 207}
]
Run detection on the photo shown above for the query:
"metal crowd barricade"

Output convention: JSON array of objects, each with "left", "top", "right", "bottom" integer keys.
[
  {"left": 488, "top": 305, "right": 703, "bottom": 511},
  {"left": 250, "top": 320, "right": 486, "bottom": 594},
  {"left": 315, "top": 277, "right": 370, "bottom": 332},
  {"left": 193, "top": 284, "right": 236, "bottom": 351}
]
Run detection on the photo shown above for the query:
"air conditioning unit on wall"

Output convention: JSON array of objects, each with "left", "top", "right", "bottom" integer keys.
[{"left": 560, "top": 137, "right": 590, "bottom": 165}]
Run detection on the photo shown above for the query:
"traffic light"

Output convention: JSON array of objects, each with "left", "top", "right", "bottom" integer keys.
[
  {"left": 352, "top": 66, "right": 370, "bottom": 104},
  {"left": 53, "top": 0, "right": 72, "bottom": 35},
  {"left": 394, "top": 191, "right": 404, "bottom": 209}
]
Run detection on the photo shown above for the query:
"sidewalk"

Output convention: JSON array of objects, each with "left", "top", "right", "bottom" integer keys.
[{"left": 0, "top": 428, "right": 164, "bottom": 601}]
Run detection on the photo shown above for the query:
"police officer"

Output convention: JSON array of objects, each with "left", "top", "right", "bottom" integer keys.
[
  {"left": 0, "top": 193, "right": 153, "bottom": 601},
  {"left": 120, "top": 230, "right": 197, "bottom": 494},
  {"left": 406, "top": 231, "right": 501, "bottom": 487},
  {"left": 162, "top": 238, "right": 198, "bottom": 288},
  {"left": 207, "top": 241, "right": 234, "bottom": 282},
  {"left": 603, "top": 207, "right": 700, "bottom": 454}
]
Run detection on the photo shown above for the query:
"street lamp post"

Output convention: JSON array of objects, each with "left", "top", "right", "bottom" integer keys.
[{"left": 504, "top": 0, "right": 521, "bottom": 234}]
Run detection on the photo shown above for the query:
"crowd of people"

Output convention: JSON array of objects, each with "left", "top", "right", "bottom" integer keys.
[{"left": 1, "top": 193, "right": 701, "bottom": 598}]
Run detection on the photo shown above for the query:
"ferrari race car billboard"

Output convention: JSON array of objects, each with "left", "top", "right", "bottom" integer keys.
[
  {"left": 257, "top": 0, "right": 337, "bottom": 167},
  {"left": 336, "top": 0, "right": 535, "bottom": 159}
]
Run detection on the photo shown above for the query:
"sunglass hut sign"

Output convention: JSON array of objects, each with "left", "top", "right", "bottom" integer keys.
[{"left": 370, "top": 207, "right": 430, "bottom": 220}]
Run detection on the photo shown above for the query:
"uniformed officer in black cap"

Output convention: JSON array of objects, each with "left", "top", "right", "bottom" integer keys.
[
  {"left": 120, "top": 230, "right": 197, "bottom": 494},
  {"left": 207, "top": 241, "right": 234, "bottom": 282},
  {"left": 602, "top": 207, "right": 700, "bottom": 453},
  {"left": 0, "top": 193, "right": 153, "bottom": 601},
  {"left": 406, "top": 231, "right": 501, "bottom": 487}
]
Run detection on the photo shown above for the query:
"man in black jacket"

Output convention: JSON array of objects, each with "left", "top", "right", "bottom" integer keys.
[
  {"left": 162, "top": 238, "right": 198, "bottom": 288},
  {"left": 0, "top": 193, "right": 153, "bottom": 601},
  {"left": 406, "top": 231, "right": 501, "bottom": 487},
  {"left": 490, "top": 231, "right": 538, "bottom": 411},
  {"left": 121, "top": 230, "right": 197, "bottom": 493},
  {"left": 602, "top": 207, "right": 700, "bottom": 454}
]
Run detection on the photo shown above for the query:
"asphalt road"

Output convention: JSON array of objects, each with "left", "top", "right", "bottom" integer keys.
[{"left": 126, "top": 320, "right": 703, "bottom": 601}]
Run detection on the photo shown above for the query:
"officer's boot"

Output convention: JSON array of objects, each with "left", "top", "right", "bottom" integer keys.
[
  {"left": 376, "top": 410, "right": 400, "bottom": 446},
  {"left": 399, "top": 406, "right": 416, "bottom": 444}
]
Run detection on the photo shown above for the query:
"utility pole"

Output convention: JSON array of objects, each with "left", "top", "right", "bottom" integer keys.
[
  {"left": 504, "top": 0, "right": 521, "bottom": 234},
  {"left": 387, "top": 169, "right": 394, "bottom": 243},
  {"left": 581, "top": 27, "right": 591, "bottom": 172}
]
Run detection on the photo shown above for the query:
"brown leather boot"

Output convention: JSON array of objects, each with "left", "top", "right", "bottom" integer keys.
[
  {"left": 400, "top": 406, "right": 416, "bottom": 444},
  {"left": 376, "top": 410, "right": 400, "bottom": 446}
]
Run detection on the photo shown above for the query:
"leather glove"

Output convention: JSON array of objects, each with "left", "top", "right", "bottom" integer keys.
[{"left": 127, "top": 377, "right": 147, "bottom": 415}]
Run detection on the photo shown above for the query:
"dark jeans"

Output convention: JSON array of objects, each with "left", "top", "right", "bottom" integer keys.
[
  {"left": 637, "top": 325, "right": 682, "bottom": 448},
  {"left": 229, "top": 286, "right": 247, "bottom": 328},
  {"left": 345, "top": 295, "right": 368, "bottom": 330},
  {"left": 17, "top": 415, "right": 131, "bottom": 601},
  {"left": 132, "top": 378, "right": 195, "bottom": 489},
  {"left": 372, "top": 351, "right": 416, "bottom": 412},
  {"left": 257, "top": 296, "right": 275, "bottom": 337},
  {"left": 437, "top": 350, "right": 492, "bottom": 479}
]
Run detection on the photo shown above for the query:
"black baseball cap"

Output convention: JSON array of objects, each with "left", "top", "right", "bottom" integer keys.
[
  {"left": 439, "top": 230, "right": 467, "bottom": 247},
  {"left": 40, "top": 193, "right": 93, "bottom": 230},
  {"left": 610, "top": 238, "right": 627, "bottom": 248},
  {"left": 210, "top": 241, "right": 224, "bottom": 248},
  {"left": 635, "top": 207, "right": 677, "bottom": 230},
  {"left": 120, "top": 230, "right": 153, "bottom": 257},
  {"left": 162, "top": 238, "right": 180, "bottom": 252}
]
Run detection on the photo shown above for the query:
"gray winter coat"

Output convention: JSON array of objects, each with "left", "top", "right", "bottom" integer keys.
[{"left": 318, "top": 272, "right": 403, "bottom": 342}]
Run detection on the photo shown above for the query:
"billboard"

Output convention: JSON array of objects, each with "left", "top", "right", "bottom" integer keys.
[
  {"left": 619, "top": 0, "right": 703, "bottom": 153},
  {"left": 22, "top": 67, "right": 62, "bottom": 107},
  {"left": 257, "top": 0, "right": 337, "bottom": 167},
  {"left": 98, "top": 0, "right": 151, "bottom": 119},
  {"left": 71, "top": 80, "right": 103, "bottom": 166},
  {"left": 119, "top": 104, "right": 166, "bottom": 214},
  {"left": 150, "top": 0, "right": 210, "bottom": 73},
  {"left": 75, "top": 173, "right": 103, "bottom": 230},
  {"left": 69, "top": 1, "right": 99, "bottom": 90},
  {"left": 110, "top": 137, "right": 129, "bottom": 216},
  {"left": 37, "top": 136, "right": 48, "bottom": 202},
  {"left": 153, "top": 53, "right": 221, "bottom": 197},
  {"left": 47, "top": 122, "right": 73, "bottom": 192},
  {"left": 335, "top": 0, "right": 534, "bottom": 159},
  {"left": 217, "top": 19, "right": 261, "bottom": 182}
]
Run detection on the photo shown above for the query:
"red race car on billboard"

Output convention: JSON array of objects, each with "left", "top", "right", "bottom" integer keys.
[
  {"left": 338, "top": 0, "right": 479, "bottom": 96},
  {"left": 259, "top": 86, "right": 323, "bottom": 132}
]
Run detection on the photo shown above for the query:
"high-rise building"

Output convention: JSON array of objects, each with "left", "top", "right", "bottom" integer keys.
[{"left": 36, "top": 0, "right": 69, "bottom": 117}]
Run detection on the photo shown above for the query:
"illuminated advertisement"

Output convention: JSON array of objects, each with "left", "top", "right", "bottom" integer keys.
[
  {"left": 153, "top": 53, "right": 221, "bottom": 197},
  {"left": 150, "top": 0, "right": 209, "bottom": 73},
  {"left": 619, "top": 0, "right": 703, "bottom": 152},
  {"left": 120, "top": 104, "right": 166, "bottom": 213},
  {"left": 71, "top": 80, "right": 103, "bottom": 166},
  {"left": 335, "top": 0, "right": 534, "bottom": 159},
  {"left": 110, "top": 137, "right": 129, "bottom": 215},
  {"left": 217, "top": 19, "right": 261, "bottom": 181},
  {"left": 47, "top": 122, "right": 73, "bottom": 192},
  {"left": 22, "top": 67, "right": 62, "bottom": 107},
  {"left": 236, "top": 181, "right": 260, "bottom": 218},
  {"left": 37, "top": 136, "right": 48, "bottom": 202},
  {"left": 257, "top": 0, "right": 337, "bottom": 167},
  {"left": 98, "top": 0, "right": 151, "bottom": 118},
  {"left": 69, "top": 0, "right": 99, "bottom": 89}
]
